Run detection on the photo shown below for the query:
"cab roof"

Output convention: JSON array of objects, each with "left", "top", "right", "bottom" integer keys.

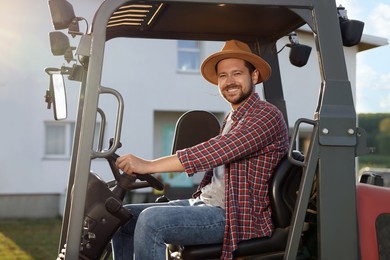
[{"left": 103, "top": 2, "right": 308, "bottom": 43}]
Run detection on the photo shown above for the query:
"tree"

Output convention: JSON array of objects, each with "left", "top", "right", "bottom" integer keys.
[
  {"left": 358, "top": 113, "right": 387, "bottom": 148},
  {"left": 377, "top": 117, "right": 390, "bottom": 155},
  {"left": 379, "top": 117, "right": 390, "bottom": 134},
  {"left": 358, "top": 113, "right": 390, "bottom": 168}
]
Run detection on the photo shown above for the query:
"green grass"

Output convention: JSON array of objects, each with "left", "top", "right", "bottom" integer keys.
[
  {"left": 0, "top": 232, "right": 33, "bottom": 260},
  {"left": 0, "top": 218, "right": 62, "bottom": 260}
]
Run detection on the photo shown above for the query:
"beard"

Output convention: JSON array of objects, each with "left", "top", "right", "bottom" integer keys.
[{"left": 221, "top": 83, "right": 254, "bottom": 106}]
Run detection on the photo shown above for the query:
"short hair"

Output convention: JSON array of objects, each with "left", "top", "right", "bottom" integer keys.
[{"left": 244, "top": 60, "right": 256, "bottom": 74}]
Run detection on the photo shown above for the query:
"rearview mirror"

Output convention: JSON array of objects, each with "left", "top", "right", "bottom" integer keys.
[{"left": 51, "top": 73, "right": 67, "bottom": 120}]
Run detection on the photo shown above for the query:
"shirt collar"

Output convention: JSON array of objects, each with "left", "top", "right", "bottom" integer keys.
[{"left": 231, "top": 92, "right": 260, "bottom": 121}]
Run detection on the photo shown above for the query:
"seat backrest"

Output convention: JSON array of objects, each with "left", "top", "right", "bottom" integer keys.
[
  {"left": 269, "top": 151, "right": 304, "bottom": 228},
  {"left": 171, "top": 110, "right": 220, "bottom": 154}
]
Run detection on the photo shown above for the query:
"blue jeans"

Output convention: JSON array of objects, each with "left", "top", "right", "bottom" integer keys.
[{"left": 111, "top": 198, "right": 225, "bottom": 260}]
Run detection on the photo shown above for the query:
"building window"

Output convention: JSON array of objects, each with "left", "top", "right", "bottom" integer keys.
[
  {"left": 154, "top": 111, "right": 193, "bottom": 188},
  {"left": 44, "top": 121, "right": 101, "bottom": 159},
  {"left": 44, "top": 121, "right": 75, "bottom": 158},
  {"left": 177, "top": 40, "right": 200, "bottom": 72}
]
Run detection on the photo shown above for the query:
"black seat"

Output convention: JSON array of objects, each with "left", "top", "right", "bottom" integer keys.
[
  {"left": 180, "top": 151, "right": 304, "bottom": 260},
  {"left": 171, "top": 110, "right": 220, "bottom": 153}
]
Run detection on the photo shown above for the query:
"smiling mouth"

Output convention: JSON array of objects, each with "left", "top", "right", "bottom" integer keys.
[
  {"left": 227, "top": 88, "right": 239, "bottom": 93},
  {"left": 225, "top": 84, "right": 240, "bottom": 93}
]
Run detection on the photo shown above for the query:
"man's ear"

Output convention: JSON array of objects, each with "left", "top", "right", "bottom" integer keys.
[{"left": 252, "top": 69, "right": 260, "bottom": 84}]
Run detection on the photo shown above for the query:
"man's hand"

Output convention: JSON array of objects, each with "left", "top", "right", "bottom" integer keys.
[{"left": 116, "top": 154, "right": 151, "bottom": 174}]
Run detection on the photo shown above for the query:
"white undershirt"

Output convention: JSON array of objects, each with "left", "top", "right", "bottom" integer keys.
[{"left": 199, "top": 113, "right": 233, "bottom": 209}]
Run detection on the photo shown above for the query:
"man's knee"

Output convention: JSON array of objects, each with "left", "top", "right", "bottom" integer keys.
[{"left": 136, "top": 206, "right": 163, "bottom": 232}]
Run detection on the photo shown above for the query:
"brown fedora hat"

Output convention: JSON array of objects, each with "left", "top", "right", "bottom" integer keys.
[{"left": 201, "top": 40, "right": 271, "bottom": 85}]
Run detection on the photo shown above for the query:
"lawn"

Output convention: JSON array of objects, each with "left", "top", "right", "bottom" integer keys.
[{"left": 0, "top": 218, "right": 62, "bottom": 260}]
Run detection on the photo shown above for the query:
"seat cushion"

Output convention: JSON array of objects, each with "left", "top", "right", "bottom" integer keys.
[{"left": 181, "top": 227, "right": 290, "bottom": 259}]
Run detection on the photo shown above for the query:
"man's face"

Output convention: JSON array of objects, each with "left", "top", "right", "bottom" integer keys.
[{"left": 216, "top": 58, "right": 259, "bottom": 110}]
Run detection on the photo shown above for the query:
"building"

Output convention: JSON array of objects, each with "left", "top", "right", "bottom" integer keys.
[{"left": 0, "top": 0, "right": 387, "bottom": 218}]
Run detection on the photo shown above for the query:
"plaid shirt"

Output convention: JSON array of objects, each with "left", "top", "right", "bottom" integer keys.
[{"left": 177, "top": 93, "right": 289, "bottom": 259}]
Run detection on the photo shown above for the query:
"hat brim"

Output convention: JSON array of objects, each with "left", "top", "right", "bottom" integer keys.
[{"left": 201, "top": 50, "right": 272, "bottom": 85}]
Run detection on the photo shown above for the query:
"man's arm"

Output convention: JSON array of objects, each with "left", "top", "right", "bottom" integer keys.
[{"left": 116, "top": 153, "right": 185, "bottom": 175}]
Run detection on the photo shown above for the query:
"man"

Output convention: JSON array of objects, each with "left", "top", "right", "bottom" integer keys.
[{"left": 112, "top": 40, "right": 289, "bottom": 260}]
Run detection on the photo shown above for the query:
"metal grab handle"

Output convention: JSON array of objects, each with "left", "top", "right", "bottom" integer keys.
[
  {"left": 288, "top": 118, "right": 317, "bottom": 166},
  {"left": 96, "top": 108, "right": 107, "bottom": 152},
  {"left": 92, "top": 86, "right": 124, "bottom": 158}
]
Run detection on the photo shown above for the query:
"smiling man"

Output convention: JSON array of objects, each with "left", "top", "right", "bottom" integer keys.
[{"left": 112, "top": 40, "right": 289, "bottom": 260}]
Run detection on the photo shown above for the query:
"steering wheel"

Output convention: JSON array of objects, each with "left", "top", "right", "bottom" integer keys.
[{"left": 109, "top": 153, "right": 164, "bottom": 191}]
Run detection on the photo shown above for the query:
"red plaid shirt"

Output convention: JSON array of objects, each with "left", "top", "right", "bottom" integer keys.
[{"left": 177, "top": 93, "right": 289, "bottom": 259}]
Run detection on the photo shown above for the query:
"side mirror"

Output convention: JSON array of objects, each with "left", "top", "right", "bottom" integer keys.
[{"left": 45, "top": 71, "right": 67, "bottom": 120}]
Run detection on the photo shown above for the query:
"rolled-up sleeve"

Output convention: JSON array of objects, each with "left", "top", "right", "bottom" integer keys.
[
  {"left": 176, "top": 148, "right": 197, "bottom": 176},
  {"left": 176, "top": 137, "right": 222, "bottom": 176}
]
